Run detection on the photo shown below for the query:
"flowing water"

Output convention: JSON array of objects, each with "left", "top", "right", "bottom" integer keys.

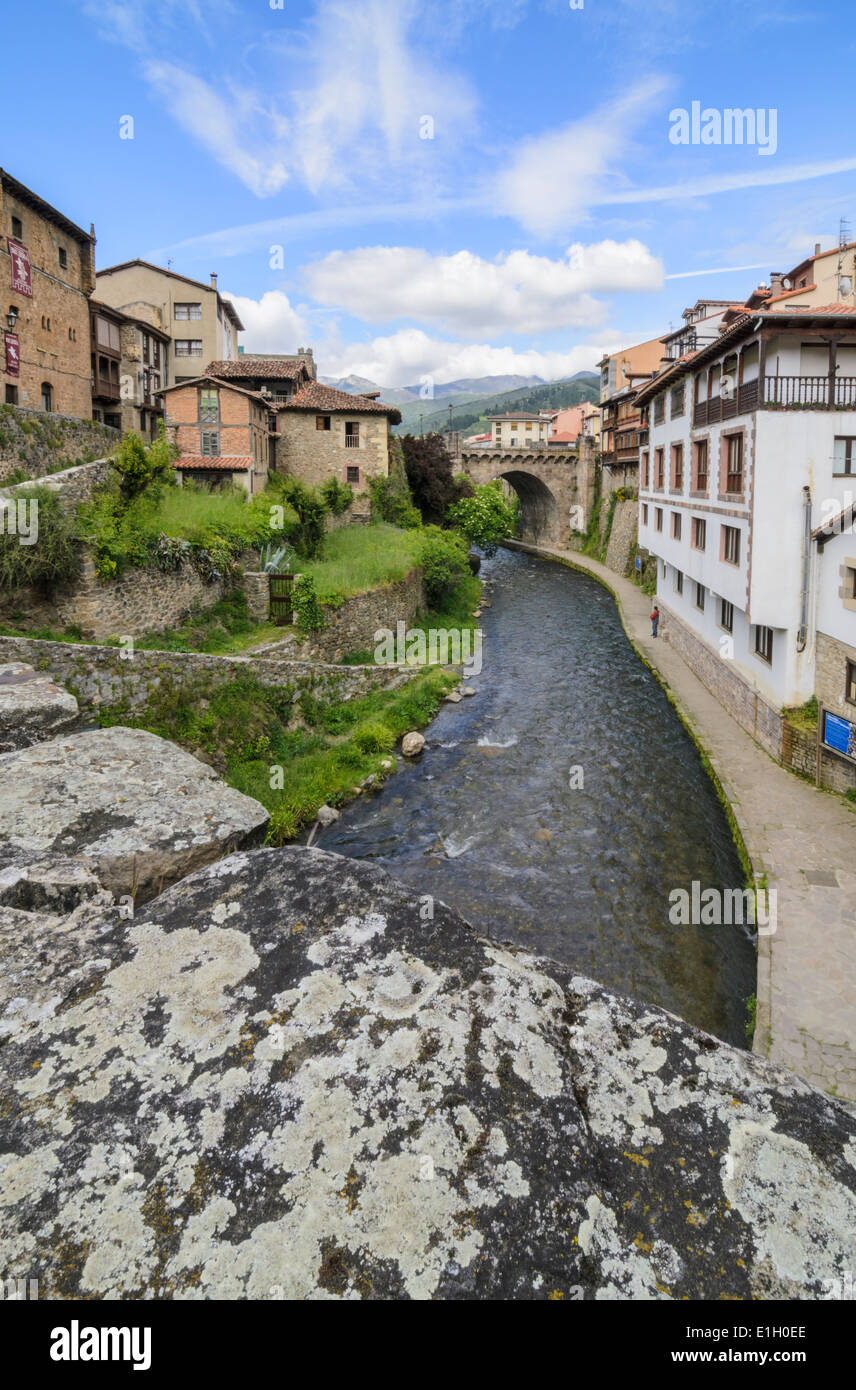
[{"left": 317, "top": 547, "right": 756, "bottom": 1045}]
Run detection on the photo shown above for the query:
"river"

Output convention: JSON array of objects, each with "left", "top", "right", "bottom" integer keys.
[{"left": 317, "top": 547, "right": 756, "bottom": 1045}]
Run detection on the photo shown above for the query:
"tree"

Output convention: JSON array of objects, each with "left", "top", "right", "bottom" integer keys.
[
  {"left": 112, "top": 424, "right": 176, "bottom": 504},
  {"left": 447, "top": 480, "right": 517, "bottom": 557},
  {"left": 400, "top": 432, "right": 472, "bottom": 525}
]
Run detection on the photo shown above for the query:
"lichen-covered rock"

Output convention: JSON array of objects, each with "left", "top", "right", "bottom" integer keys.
[
  {"left": 401, "top": 731, "right": 425, "bottom": 757},
  {"left": 1, "top": 846, "right": 854, "bottom": 1301},
  {"left": 0, "top": 662, "right": 78, "bottom": 751},
  {"left": 0, "top": 727, "right": 269, "bottom": 903}
]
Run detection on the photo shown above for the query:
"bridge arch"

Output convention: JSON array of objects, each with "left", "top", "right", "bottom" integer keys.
[{"left": 496, "top": 468, "right": 560, "bottom": 545}]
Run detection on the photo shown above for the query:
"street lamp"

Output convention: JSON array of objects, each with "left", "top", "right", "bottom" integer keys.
[{"left": 6, "top": 306, "right": 19, "bottom": 330}]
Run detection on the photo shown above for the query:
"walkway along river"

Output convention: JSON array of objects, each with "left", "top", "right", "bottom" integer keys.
[{"left": 318, "top": 547, "right": 756, "bottom": 1047}]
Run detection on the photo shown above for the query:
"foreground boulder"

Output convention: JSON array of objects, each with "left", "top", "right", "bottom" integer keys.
[
  {"left": 0, "top": 727, "right": 269, "bottom": 903},
  {"left": 0, "top": 662, "right": 78, "bottom": 751},
  {"left": 1, "top": 846, "right": 854, "bottom": 1301}
]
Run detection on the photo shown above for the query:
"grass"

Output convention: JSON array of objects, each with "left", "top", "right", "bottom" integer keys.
[
  {"left": 98, "top": 661, "right": 459, "bottom": 843},
  {"left": 782, "top": 695, "right": 819, "bottom": 734},
  {"left": 299, "top": 523, "right": 424, "bottom": 605}
]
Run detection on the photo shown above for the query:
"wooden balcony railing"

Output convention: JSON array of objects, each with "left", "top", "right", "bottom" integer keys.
[{"left": 691, "top": 375, "right": 856, "bottom": 425}]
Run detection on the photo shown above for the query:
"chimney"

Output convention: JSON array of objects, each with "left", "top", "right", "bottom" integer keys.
[
  {"left": 769, "top": 272, "right": 784, "bottom": 296},
  {"left": 210, "top": 273, "right": 218, "bottom": 290},
  {"left": 814, "top": 243, "right": 821, "bottom": 257}
]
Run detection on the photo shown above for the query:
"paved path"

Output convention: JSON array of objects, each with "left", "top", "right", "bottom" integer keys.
[{"left": 507, "top": 540, "right": 856, "bottom": 1103}]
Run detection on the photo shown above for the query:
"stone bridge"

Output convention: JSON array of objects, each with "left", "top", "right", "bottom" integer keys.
[{"left": 458, "top": 441, "right": 596, "bottom": 546}]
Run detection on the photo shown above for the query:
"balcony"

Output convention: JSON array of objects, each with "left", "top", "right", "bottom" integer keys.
[{"left": 692, "top": 374, "right": 856, "bottom": 426}]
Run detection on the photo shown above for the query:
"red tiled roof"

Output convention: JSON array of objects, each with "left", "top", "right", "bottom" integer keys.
[
  {"left": 205, "top": 357, "right": 308, "bottom": 380},
  {"left": 280, "top": 381, "right": 402, "bottom": 417},
  {"left": 763, "top": 285, "right": 817, "bottom": 305},
  {"left": 174, "top": 455, "right": 253, "bottom": 471}
]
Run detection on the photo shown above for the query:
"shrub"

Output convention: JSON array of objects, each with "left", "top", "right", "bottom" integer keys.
[
  {"left": 418, "top": 526, "right": 470, "bottom": 608},
  {"left": 368, "top": 475, "right": 421, "bottom": 529},
  {"left": 274, "top": 475, "right": 328, "bottom": 557},
  {"left": 353, "top": 721, "right": 396, "bottom": 754},
  {"left": 0, "top": 486, "right": 81, "bottom": 594},
  {"left": 112, "top": 427, "right": 174, "bottom": 503},
  {"left": 320, "top": 477, "right": 354, "bottom": 516},
  {"left": 447, "top": 480, "right": 517, "bottom": 556},
  {"left": 293, "top": 574, "right": 325, "bottom": 632}
]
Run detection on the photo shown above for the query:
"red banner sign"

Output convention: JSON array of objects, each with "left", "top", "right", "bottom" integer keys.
[
  {"left": 4, "top": 332, "right": 19, "bottom": 377},
  {"left": 8, "top": 239, "right": 32, "bottom": 297}
]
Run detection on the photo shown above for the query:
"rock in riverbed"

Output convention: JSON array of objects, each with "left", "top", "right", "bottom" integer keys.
[
  {"left": 0, "top": 727, "right": 269, "bottom": 903},
  {"left": 401, "top": 731, "right": 426, "bottom": 756},
  {"left": 2, "top": 845, "right": 855, "bottom": 1301}
]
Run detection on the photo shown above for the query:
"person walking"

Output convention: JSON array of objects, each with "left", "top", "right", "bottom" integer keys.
[{"left": 651, "top": 605, "right": 660, "bottom": 638}]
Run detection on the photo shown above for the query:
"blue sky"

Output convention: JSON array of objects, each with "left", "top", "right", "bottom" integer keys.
[{"left": 6, "top": 0, "right": 856, "bottom": 385}]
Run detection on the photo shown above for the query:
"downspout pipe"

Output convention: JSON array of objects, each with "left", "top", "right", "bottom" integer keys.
[{"left": 796, "top": 485, "right": 812, "bottom": 652}]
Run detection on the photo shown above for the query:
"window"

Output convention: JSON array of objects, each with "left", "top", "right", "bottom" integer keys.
[
  {"left": 641, "top": 450, "right": 649, "bottom": 488},
  {"left": 153, "top": 340, "right": 161, "bottom": 369},
  {"left": 41, "top": 315, "right": 51, "bottom": 331},
  {"left": 41, "top": 382, "right": 53, "bottom": 412},
  {"left": 847, "top": 660, "right": 856, "bottom": 705},
  {"left": 655, "top": 507, "right": 663, "bottom": 532},
  {"left": 722, "top": 524, "right": 741, "bottom": 565},
  {"left": 654, "top": 448, "right": 664, "bottom": 488},
  {"left": 11, "top": 216, "right": 22, "bottom": 239},
  {"left": 346, "top": 465, "right": 360, "bottom": 485},
  {"left": 833, "top": 437, "right": 856, "bottom": 475},
  {"left": 68, "top": 327, "right": 76, "bottom": 342},
  {"left": 345, "top": 421, "right": 360, "bottom": 448},
  {"left": 5, "top": 385, "right": 18, "bottom": 405},
  {"left": 175, "top": 340, "right": 203, "bottom": 357},
  {"left": 199, "top": 388, "right": 220, "bottom": 423},
  {"left": 58, "top": 247, "right": 67, "bottom": 270},
  {"left": 671, "top": 511, "right": 682, "bottom": 540},
  {"left": 675, "top": 570, "right": 684, "bottom": 595},
  {"left": 693, "top": 439, "right": 708, "bottom": 492},
  {"left": 316, "top": 415, "right": 331, "bottom": 431},
  {"left": 695, "top": 582, "right": 706, "bottom": 611},
  {"left": 95, "top": 315, "right": 121, "bottom": 351},
  {"left": 670, "top": 383, "right": 685, "bottom": 418},
  {"left": 720, "top": 599, "right": 734, "bottom": 633},
  {"left": 175, "top": 303, "right": 202, "bottom": 320},
  {"left": 691, "top": 517, "right": 707, "bottom": 550},
  {"left": 641, "top": 503, "right": 649, "bottom": 525},
  {"left": 671, "top": 443, "right": 684, "bottom": 490},
  {"left": 201, "top": 431, "right": 220, "bottom": 457},
  {"left": 754, "top": 625, "right": 773, "bottom": 664},
  {"left": 654, "top": 394, "right": 665, "bottom": 425},
  {"left": 724, "top": 433, "right": 744, "bottom": 493}
]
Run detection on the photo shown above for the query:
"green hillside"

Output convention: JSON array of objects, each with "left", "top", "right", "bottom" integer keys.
[{"left": 393, "top": 375, "right": 600, "bottom": 437}]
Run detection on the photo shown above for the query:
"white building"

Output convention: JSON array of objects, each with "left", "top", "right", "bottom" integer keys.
[
  {"left": 635, "top": 304, "right": 856, "bottom": 767},
  {"left": 487, "top": 413, "right": 550, "bottom": 448}
]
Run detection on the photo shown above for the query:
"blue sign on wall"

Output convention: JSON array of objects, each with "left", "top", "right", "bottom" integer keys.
[{"left": 823, "top": 710, "right": 856, "bottom": 760}]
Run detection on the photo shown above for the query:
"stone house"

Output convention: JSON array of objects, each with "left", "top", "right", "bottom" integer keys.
[
  {"left": 158, "top": 375, "right": 274, "bottom": 493},
  {"left": 0, "top": 167, "right": 95, "bottom": 417},
  {"left": 204, "top": 350, "right": 316, "bottom": 401},
  {"left": 272, "top": 380, "right": 402, "bottom": 517},
  {"left": 90, "top": 299, "right": 170, "bottom": 439},
  {"left": 95, "top": 261, "right": 243, "bottom": 386}
]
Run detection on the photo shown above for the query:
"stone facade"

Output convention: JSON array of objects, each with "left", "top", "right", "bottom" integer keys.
[
  {"left": 275, "top": 410, "right": 390, "bottom": 519},
  {"left": 815, "top": 629, "right": 856, "bottom": 792},
  {"left": 660, "top": 603, "right": 785, "bottom": 760},
  {"left": 242, "top": 571, "right": 270, "bottom": 623},
  {"left": 603, "top": 497, "right": 639, "bottom": 577},
  {"left": 0, "top": 635, "right": 413, "bottom": 717},
  {"left": 0, "top": 408, "right": 117, "bottom": 483},
  {"left": 1, "top": 169, "right": 95, "bottom": 420}
]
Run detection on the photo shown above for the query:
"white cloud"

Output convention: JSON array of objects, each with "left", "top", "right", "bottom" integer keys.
[
  {"left": 221, "top": 290, "right": 308, "bottom": 353},
  {"left": 303, "top": 241, "right": 662, "bottom": 336},
  {"left": 311, "top": 328, "right": 603, "bottom": 389},
  {"left": 494, "top": 77, "right": 670, "bottom": 236}
]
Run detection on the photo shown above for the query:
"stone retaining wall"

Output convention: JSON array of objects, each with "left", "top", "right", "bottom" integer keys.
[
  {"left": 660, "top": 604, "right": 785, "bottom": 761},
  {"left": 299, "top": 566, "right": 426, "bottom": 662},
  {"left": 0, "top": 636, "right": 410, "bottom": 717},
  {"left": 0, "top": 406, "right": 118, "bottom": 483},
  {"left": 0, "top": 456, "right": 112, "bottom": 511},
  {"left": 604, "top": 498, "right": 638, "bottom": 577}
]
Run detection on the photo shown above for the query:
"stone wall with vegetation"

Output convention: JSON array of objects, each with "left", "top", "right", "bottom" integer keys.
[
  {"left": 604, "top": 498, "right": 639, "bottom": 577},
  {"left": 0, "top": 456, "right": 111, "bottom": 511},
  {"left": 0, "top": 405, "right": 118, "bottom": 483},
  {"left": 0, "top": 545, "right": 242, "bottom": 643},
  {"left": 0, "top": 635, "right": 409, "bottom": 717},
  {"left": 298, "top": 566, "right": 426, "bottom": 663}
]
